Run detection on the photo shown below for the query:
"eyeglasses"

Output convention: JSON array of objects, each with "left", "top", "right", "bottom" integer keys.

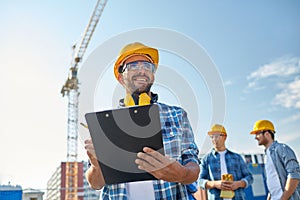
[
  {"left": 255, "top": 131, "right": 266, "bottom": 135},
  {"left": 122, "top": 61, "right": 156, "bottom": 73},
  {"left": 209, "top": 134, "right": 226, "bottom": 139}
]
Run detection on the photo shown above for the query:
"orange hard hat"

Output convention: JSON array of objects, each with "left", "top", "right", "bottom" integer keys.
[{"left": 113, "top": 42, "right": 159, "bottom": 80}]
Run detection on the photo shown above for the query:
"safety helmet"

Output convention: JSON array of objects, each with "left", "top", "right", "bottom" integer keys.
[
  {"left": 113, "top": 42, "right": 159, "bottom": 80},
  {"left": 208, "top": 124, "right": 227, "bottom": 136},
  {"left": 250, "top": 120, "right": 275, "bottom": 134}
]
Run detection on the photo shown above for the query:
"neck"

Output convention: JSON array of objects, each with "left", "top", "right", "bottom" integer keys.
[
  {"left": 126, "top": 90, "right": 151, "bottom": 97},
  {"left": 265, "top": 140, "right": 274, "bottom": 149},
  {"left": 215, "top": 146, "right": 226, "bottom": 152},
  {"left": 137, "top": 90, "right": 151, "bottom": 95}
]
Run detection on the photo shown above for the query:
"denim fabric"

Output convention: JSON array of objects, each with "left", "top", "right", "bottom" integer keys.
[
  {"left": 199, "top": 149, "right": 253, "bottom": 200},
  {"left": 267, "top": 141, "right": 300, "bottom": 200}
]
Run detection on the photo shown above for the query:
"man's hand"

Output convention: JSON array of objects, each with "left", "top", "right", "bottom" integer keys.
[
  {"left": 84, "top": 139, "right": 105, "bottom": 190},
  {"left": 230, "top": 180, "right": 246, "bottom": 190},
  {"left": 135, "top": 147, "right": 199, "bottom": 184},
  {"left": 206, "top": 180, "right": 245, "bottom": 191},
  {"left": 84, "top": 139, "right": 99, "bottom": 167},
  {"left": 84, "top": 139, "right": 96, "bottom": 159},
  {"left": 208, "top": 180, "right": 222, "bottom": 189}
]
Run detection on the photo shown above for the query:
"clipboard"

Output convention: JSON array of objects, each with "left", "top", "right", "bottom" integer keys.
[{"left": 85, "top": 104, "right": 164, "bottom": 184}]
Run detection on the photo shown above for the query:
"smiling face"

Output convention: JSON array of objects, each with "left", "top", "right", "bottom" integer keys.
[{"left": 118, "top": 55, "right": 155, "bottom": 95}]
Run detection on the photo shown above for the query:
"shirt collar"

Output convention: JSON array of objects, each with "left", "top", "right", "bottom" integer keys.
[
  {"left": 212, "top": 148, "right": 229, "bottom": 155},
  {"left": 266, "top": 140, "right": 277, "bottom": 152}
]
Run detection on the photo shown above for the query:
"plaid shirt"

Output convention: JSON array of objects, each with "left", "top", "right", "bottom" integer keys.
[
  {"left": 198, "top": 149, "right": 253, "bottom": 200},
  {"left": 100, "top": 102, "right": 200, "bottom": 200}
]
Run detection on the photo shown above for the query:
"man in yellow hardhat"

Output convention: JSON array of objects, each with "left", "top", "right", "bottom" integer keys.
[
  {"left": 84, "top": 42, "right": 200, "bottom": 199},
  {"left": 198, "top": 124, "right": 253, "bottom": 199},
  {"left": 250, "top": 119, "right": 300, "bottom": 200}
]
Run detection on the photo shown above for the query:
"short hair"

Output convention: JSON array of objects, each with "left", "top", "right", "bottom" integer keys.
[{"left": 267, "top": 130, "right": 275, "bottom": 140}]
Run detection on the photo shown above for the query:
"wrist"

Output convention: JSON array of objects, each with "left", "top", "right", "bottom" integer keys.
[
  {"left": 205, "top": 180, "right": 214, "bottom": 189},
  {"left": 280, "top": 190, "right": 289, "bottom": 200},
  {"left": 86, "top": 165, "right": 103, "bottom": 190},
  {"left": 239, "top": 180, "right": 246, "bottom": 188}
]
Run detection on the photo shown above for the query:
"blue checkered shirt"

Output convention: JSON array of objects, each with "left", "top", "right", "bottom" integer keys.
[
  {"left": 99, "top": 102, "right": 200, "bottom": 200},
  {"left": 199, "top": 149, "right": 253, "bottom": 200}
]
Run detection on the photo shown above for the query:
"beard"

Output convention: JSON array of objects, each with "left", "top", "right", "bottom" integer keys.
[
  {"left": 134, "top": 83, "right": 152, "bottom": 93},
  {"left": 257, "top": 138, "right": 265, "bottom": 146},
  {"left": 126, "top": 75, "right": 153, "bottom": 95},
  {"left": 131, "top": 83, "right": 153, "bottom": 99}
]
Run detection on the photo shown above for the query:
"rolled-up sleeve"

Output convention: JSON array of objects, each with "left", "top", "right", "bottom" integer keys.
[
  {"left": 181, "top": 109, "right": 200, "bottom": 166},
  {"left": 281, "top": 144, "right": 300, "bottom": 180}
]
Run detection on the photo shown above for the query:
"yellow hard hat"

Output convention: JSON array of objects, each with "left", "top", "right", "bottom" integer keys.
[
  {"left": 250, "top": 120, "right": 275, "bottom": 134},
  {"left": 208, "top": 124, "right": 227, "bottom": 135},
  {"left": 113, "top": 42, "right": 159, "bottom": 80}
]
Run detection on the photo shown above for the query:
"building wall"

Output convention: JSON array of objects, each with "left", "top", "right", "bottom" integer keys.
[
  {"left": 46, "top": 165, "right": 61, "bottom": 200},
  {"left": 46, "top": 161, "right": 99, "bottom": 200},
  {"left": 22, "top": 189, "right": 44, "bottom": 200},
  {"left": 0, "top": 185, "right": 22, "bottom": 200}
]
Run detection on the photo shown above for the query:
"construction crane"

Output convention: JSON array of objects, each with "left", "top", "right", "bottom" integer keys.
[{"left": 61, "top": 0, "right": 108, "bottom": 199}]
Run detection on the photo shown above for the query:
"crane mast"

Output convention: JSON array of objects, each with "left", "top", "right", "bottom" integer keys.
[{"left": 61, "top": 0, "right": 108, "bottom": 199}]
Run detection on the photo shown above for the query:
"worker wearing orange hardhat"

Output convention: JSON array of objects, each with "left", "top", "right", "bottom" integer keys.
[
  {"left": 84, "top": 42, "right": 200, "bottom": 199},
  {"left": 114, "top": 42, "right": 159, "bottom": 80},
  {"left": 198, "top": 124, "right": 253, "bottom": 199},
  {"left": 112, "top": 42, "right": 159, "bottom": 106},
  {"left": 250, "top": 119, "right": 300, "bottom": 199}
]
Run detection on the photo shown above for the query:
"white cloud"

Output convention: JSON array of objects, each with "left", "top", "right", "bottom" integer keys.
[
  {"left": 279, "top": 112, "right": 300, "bottom": 125},
  {"left": 247, "top": 56, "right": 300, "bottom": 80},
  {"left": 272, "top": 78, "right": 300, "bottom": 109},
  {"left": 245, "top": 56, "right": 300, "bottom": 109},
  {"left": 246, "top": 81, "right": 266, "bottom": 91}
]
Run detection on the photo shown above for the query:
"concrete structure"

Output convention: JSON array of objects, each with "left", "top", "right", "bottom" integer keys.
[
  {"left": 46, "top": 161, "right": 100, "bottom": 200},
  {"left": 23, "top": 188, "right": 44, "bottom": 200}
]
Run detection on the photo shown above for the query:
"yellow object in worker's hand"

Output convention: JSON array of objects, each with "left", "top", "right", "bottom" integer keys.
[{"left": 220, "top": 174, "right": 235, "bottom": 198}]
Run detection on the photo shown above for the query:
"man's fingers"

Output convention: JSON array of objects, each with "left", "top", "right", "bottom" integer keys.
[
  {"left": 84, "top": 139, "right": 93, "bottom": 144},
  {"left": 142, "top": 147, "right": 175, "bottom": 164},
  {"left": 136, "top": 151, "right": 175, "bottom": 170},
  {"left": 143, "top": 147, "right": 166, "bottom": 161},
  {"left": 135, "top": 158, "right": 156, "bottom": 172},
  {"left": 136, "top": 152, "right": 165, "bottom": 170},
  {"left": 84, "top": 139, "right": 97, "bottom": 159}
]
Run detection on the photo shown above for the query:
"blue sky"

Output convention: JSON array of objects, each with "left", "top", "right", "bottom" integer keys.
[{"left": 0, "top": 0, "right": 299, "bottom": 192}]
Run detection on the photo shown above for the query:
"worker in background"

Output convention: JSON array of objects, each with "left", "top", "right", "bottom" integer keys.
[
  {"left": 199, "top": 124, "right": 253, "bottom": 199},
  {"left": 250, "top": 119, "right": 300, "bottom": 200},
  {"left": 84, "top": 42, "right": 200, "bottom": 199}
]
